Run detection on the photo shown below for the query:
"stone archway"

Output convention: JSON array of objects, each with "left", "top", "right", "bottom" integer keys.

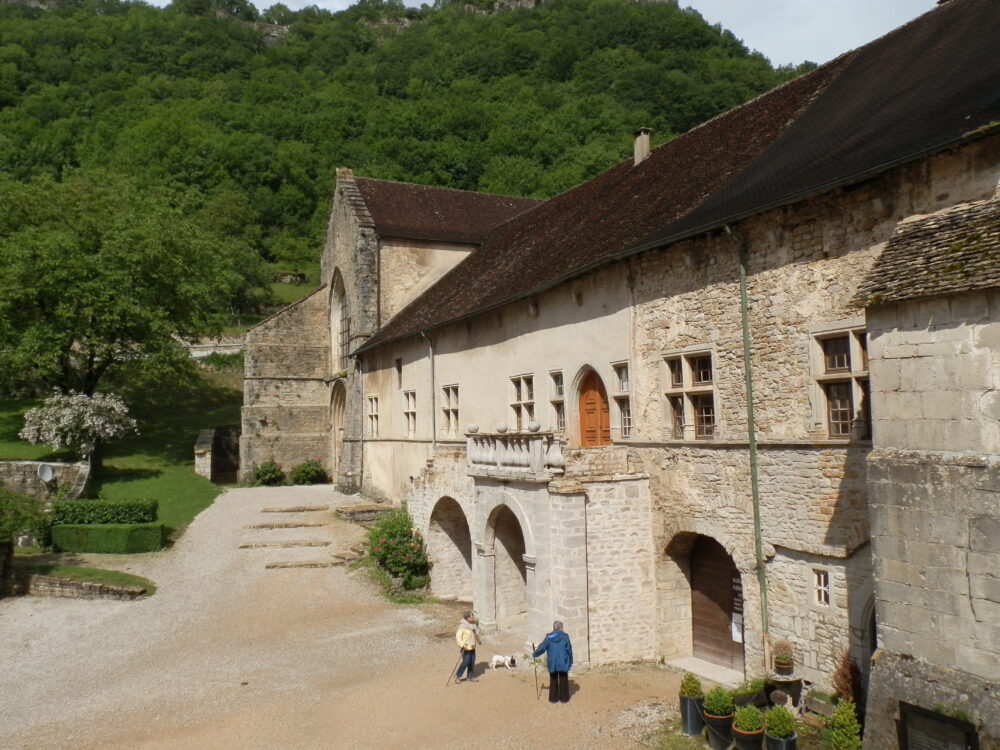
[
  {"left": 330, "top": 381, "right": 346, "bottom": 481},
  {"left": 427, "top": 497, "right": 472, "bottom": 601},
  {"left": 488, "top": 504, "right": 528, "bottom": 629}
]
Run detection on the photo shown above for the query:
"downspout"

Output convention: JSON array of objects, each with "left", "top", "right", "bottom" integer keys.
[
  {"left": 420, "top": 331, "right": 436, "bottom": 452},
  {"left": 724, "top": 225, "right": 771, "bottom": 652}
]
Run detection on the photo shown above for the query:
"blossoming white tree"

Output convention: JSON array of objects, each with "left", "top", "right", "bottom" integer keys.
[{"left": 19, "top": 392, "right": 137, "bottom": 461}]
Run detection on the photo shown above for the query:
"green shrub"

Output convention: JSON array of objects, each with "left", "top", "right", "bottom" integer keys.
[
  {"left": 732, "top": 678, "right": 765, "bottom": 696},
  {"left": 366, "top": 505, "right": 429, "bottom": 588},
  {"left": 27, "top": 517, "right": 53, "bottom": 549},
  {"left": 703, "top": 686, "right": 734, "bottom": 717},
  {"left": 200, "top": 352, "right": 244, "bottom": 372},
  {"left": 253, "top": 460, "right": 285, "bottom": 486},
  {"left": 52, "top": 499, "right": 157, "bottom": 525},
  {"left": 52, "top": 523, "right": 164, "bottom": 553},
  {"left": 289, "top": 459, "right": 327, "bottom": 485},
  {"left": 827, "top": 699, "right": 862, "bottom": 750},
  {"left": 403, "top": 573, "right": 429, "bottom": 589},
  {"left": 733, "top": 705, "right": 763, "bottom": 732},
  {"left": 680, "top": 672, "right": 703, "bottom": 697},
  {"left": 765, "top": 705, "right": 797, "bottom": 738}
]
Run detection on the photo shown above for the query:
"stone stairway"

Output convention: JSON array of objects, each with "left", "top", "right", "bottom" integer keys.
[{"left": 239, "top": 503, "right": 367, "bottom": 570}]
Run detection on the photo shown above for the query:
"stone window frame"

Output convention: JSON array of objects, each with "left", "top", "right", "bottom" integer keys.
[
  {"left": 367, "top": 395, "right": 379, "bottom": 437},
  {"left": 611, "top": 360, "right": 633, "bottom": 439},
  {"left": 549, "top": 370, "right": 565, "bottom": 432},
  {"left": 661, "top": 345, "right": 719, "bottom": 441},
  {"left": 510, "top": 374, "right": 535, "bottom": 431},
  {"left": 402, "top": 389, "right": 417, "bottom": 437},
  {"left": 441, "top": 384, "right": 459, "bottom": 437},
  {"left": 812, "top": 567, "right": 832, "bottom": 608},
  {"left": 808, "top": 318, "right": 871, "bottom": 441}
]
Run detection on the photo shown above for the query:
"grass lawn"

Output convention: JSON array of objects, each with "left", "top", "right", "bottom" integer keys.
[
  {"left": 15, "top": 562, "right": 156, "bottom": 594},
  {"left": 1, "top": 367, "right": 243, "bottom": 542}
]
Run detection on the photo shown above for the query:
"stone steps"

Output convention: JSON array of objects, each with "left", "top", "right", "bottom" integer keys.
[
  {"left": 265, "top": 560, "right": 344, "bottom": 569},
  {"left": 334, "top": 503, "right": 391, "bottom": 525},
  {"left": 260, "top": 505, "right": 329, "bottom": 513},
  {"left": 239, "top": 540, "right": 331, "bottom": 549},
  {"left": 246, "top": 522, "right": 326, "bottom": 530}
]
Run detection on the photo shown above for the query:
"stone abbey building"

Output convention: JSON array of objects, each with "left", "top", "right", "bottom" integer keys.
[{"left": 242, "top": 1, "right": 1000, "bottom": 745}]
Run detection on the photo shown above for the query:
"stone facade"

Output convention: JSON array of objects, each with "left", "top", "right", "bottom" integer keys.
[
  {"left": 863, "top": 283, "right": 1000, "bottom": 747},
  {"left": 0, "top": 460, "right": 90, "bottom": 500}
]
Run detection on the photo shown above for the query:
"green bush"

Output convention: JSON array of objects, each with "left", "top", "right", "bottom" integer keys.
[
  {"left": 680, "top": 672, "right": 703, "bottom": 697},
  {"left": 827, "top": 699, "right": 862, "bottom": 750},
  {"left": 703, "top": 686, "right": 734, "bottom": 717},
  {"left": 27, "top": 517, "right": 53, "bottom": 549},
  {"left": 765, "top": 705, "right": 797, "bottom": 739},
  {"left": 733, "top": 705, "right": 763, "bottom": 732},
  {"left": 253, "top": 460, "right": 285, "bottom": 486},
  {"left": 732, "top": 678, "right": 765, "bottom": 696},
  {"left": 366, "top": 505, "right": 429, "bottom": 588},
  {"left": 289, "top": 459, "right": 327, "bottom": 485},
  {"left": 52, "top": 523, "right": 164, "bottom": 553},
  {"left": 52, "top": 499, "right": 157, "bottom": 525}
]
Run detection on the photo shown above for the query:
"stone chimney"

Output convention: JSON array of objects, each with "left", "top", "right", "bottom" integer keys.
[{"left": 633, "top": 127, "right": 652, "bottom": 166}]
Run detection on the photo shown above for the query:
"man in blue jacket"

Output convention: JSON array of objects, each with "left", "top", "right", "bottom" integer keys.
[{"left": 532, "top": 620, "right": 573, "bottom": 703}]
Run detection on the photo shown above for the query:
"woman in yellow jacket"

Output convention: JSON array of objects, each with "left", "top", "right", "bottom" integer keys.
[{"left": 455, "top": 611, "right": 480, "bottom": 682}]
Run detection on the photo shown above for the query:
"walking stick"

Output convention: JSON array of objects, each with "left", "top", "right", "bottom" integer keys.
[
  {"left": 445, "top": 652, "right": 462, "bottom": 687},
  {"left": 532, "top": 643, "right": 539, "bottom": 701}
]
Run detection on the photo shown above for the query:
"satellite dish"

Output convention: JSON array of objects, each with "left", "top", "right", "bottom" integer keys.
[{"left": 37, "top": 464, "right": 54, "bottom": 483}]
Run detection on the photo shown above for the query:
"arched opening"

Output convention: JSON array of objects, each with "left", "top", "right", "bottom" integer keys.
[
  {"left": 490, "top": 504, "right": 528, "bottom": 629},
  {"left": 577, "top": 369, "right": 611, "bottom": 446},
  {"left": 330, "top": 381, "right": 346, "bottom": 481},
  {"left": 690, "top": 536, "right": 745, "bottom": 671},
  {"left": 427, "top": 497, "right": 472, "bottom": 601},
  {"left": 329, "top": 270, "right": 350, "bottom": 374}
]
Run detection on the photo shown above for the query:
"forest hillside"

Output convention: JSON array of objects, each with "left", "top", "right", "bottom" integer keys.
[{"left": 0, "top": 0, "right": 812, "bottom": 305}]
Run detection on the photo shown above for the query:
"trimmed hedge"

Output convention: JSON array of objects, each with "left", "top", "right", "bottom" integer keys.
[
  {"left": 52, "top": 523, "right": 165, "bottom": 553},
  {"left": 52, "top": 499, "right": 157, "bottom": 525}
]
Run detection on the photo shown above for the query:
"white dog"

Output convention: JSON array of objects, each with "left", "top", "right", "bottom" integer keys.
[{"left": 489, "top": 654, "right": 517, "bottom": 670}]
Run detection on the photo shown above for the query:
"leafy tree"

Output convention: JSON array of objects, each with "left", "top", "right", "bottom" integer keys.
[
  {"left": 19, "top": 391, "right": 137, "bottom": 460},
  {"left": 0, "top": 170, "right": 244, "bottom": 395},
  {"left": 0, "top": 487, "right": 44, "bottom": 589}
]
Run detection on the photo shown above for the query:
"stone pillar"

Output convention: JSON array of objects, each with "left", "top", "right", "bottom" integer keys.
[
  {"left": 548, "top": 487, "right": 591, "bottom": 664},
  {"left": 474, "top": 542, "right": 497, "bottom": 633}
]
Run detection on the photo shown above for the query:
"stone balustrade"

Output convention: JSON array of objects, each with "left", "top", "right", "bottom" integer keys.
[{"left": 466, "top": 431, "right": 564, "bottom": 481}]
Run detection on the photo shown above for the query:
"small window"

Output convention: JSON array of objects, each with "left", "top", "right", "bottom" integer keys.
[
  {"left": 554, "top": 401, "right": 565, "bottom": 431},
  {"left": 550, "top": 371, "right": 565, "bottom": 431},
  {"left": 614, "top": 364, "right": 630, "bottom": 393},
  {"left": 824, "top": 382, "right": 853, "bottom": 437},
  {"left": 394, "top": 358, "right": 403, "bottom": 389},
  {"left": 616, "top": 397, "right": 632, "bottom": 438},
  {"left": 403, "top": 390, "right": 416, "bottom": 437},
  {"left": 691, "top": 356, "right": 713, "bottom": 385},
  {"left": 367, "top": 396, "right": 379, "bottom": 437},
  {"left": 441, "top": 385, "right": 459, "bottom": 436},
  {"left": 669, "top": 396, "right": 684, "bottom": 439},
  {"left": 693, "top": 394, "right": 715, "bottom": 439},
  {"left": 814, "top": 569, "right": 831, "bottom": 606},
  {"left": 551, "top": 371, "right": 564, "bottom": 398},
  {"left": 822, "top": 336, "right": 851, "bottom": 373},
  {"left": 511, "top": 375, "right": 534, "bottom": 431},
  {"left": 667, "top": 358, "right": 683, "bottom": 388}
]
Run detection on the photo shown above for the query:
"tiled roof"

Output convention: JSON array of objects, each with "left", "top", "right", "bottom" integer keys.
[
  {"left": 360, "top": 0, "right": 1000, "bottom": 352},
  {"left": 856, "top": 195, "right": 1000, "bottom": 306},
  {"left": 353, "top": 177, "right": 540, "bottom": 245}
]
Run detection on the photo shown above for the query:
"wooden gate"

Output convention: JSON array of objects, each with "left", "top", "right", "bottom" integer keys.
[
  {"left": 691, "top": 536, "right": 745, "bottom": 671},
  {"left": 578, "top": 371, "right": 611, "bottom": 446},
  {"left": 210, "top": 427, "right": 241, "bottom": 484}
]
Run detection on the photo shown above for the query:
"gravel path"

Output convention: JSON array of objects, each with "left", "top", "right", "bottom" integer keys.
[{"left": 1, "top": 486, "right": 679, "bottom": 750}]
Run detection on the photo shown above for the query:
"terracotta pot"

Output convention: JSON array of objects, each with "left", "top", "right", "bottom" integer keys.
[
  {"left": 773, "top": 660, "right": 794, "bottom": 676},
  {"left": 703, "top": 711, "right": 734, "bottom": 750},
  {"left": 680, "top": 695, "right": 705, "bottom": 735},
  {"left": 733, "top": 726, "right": 764, "bottom": 750}
]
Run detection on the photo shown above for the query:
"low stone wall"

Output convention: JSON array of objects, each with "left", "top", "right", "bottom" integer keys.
[
  {"left": 0, "top": 459, "right": 90, "bottom": 500},
  {"left": 4, "top": 572, "right": 148, "bottom": 600}
]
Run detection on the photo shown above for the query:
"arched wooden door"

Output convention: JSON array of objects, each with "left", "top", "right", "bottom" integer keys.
[
  {"left": 691, "top": 536, "right": 745, "bottom": 671},
  {"left": 578, "top": 371, "right": 611, "bottom": 446},
  {"left": 330, "top": 381, "right": 346, "bottom": 481}
]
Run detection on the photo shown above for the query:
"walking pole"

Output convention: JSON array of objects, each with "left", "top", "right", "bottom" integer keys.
[
  {"left": 445, "top": 652, "right": 462, "bottom": 687},
  {"left": 532, "top": 643, "right": 539, "bottom": 701}
]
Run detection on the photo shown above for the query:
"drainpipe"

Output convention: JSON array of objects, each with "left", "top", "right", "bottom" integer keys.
[
  {"left": 724, "top": 225, "right": 771, "bottom": 649},
  {"left": 420, "top": 331, "right": 436, "bottom": 452}
]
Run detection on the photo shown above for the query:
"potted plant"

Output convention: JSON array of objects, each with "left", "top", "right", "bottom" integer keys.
[
  {"left": 733, "top": 677, "right": 767, "bottom": 706},
  {"left": 679, "top": 672, "right": 705, "bottom": 736},
  {"left": 764, "top": 705, "right": 798, "bottom": 749},
  {"left": 702, "top": 686, "right": 735, "bottom": 750},
  {"left": 733, "top": 704, "right": 765, "bottom": 750},
  {"left": 772, "top": 640, "right": 794, "bottom": 676}
]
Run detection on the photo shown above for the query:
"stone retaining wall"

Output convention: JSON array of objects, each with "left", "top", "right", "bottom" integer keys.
[
  {"left": 4, "top": 573, "right": 147, "bottom": 600},
  {"left": 0, "top": 460, "right": 90, "bottom": 500}
]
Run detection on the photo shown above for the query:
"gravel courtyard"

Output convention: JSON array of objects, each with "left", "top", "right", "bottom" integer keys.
[{"left": 1, "top": 486, "right": 679, "bottom": 750}]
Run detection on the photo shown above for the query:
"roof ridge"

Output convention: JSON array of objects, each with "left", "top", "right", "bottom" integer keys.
[{"left": 352, "top": 175, "right": 542, "bottom": 204}]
